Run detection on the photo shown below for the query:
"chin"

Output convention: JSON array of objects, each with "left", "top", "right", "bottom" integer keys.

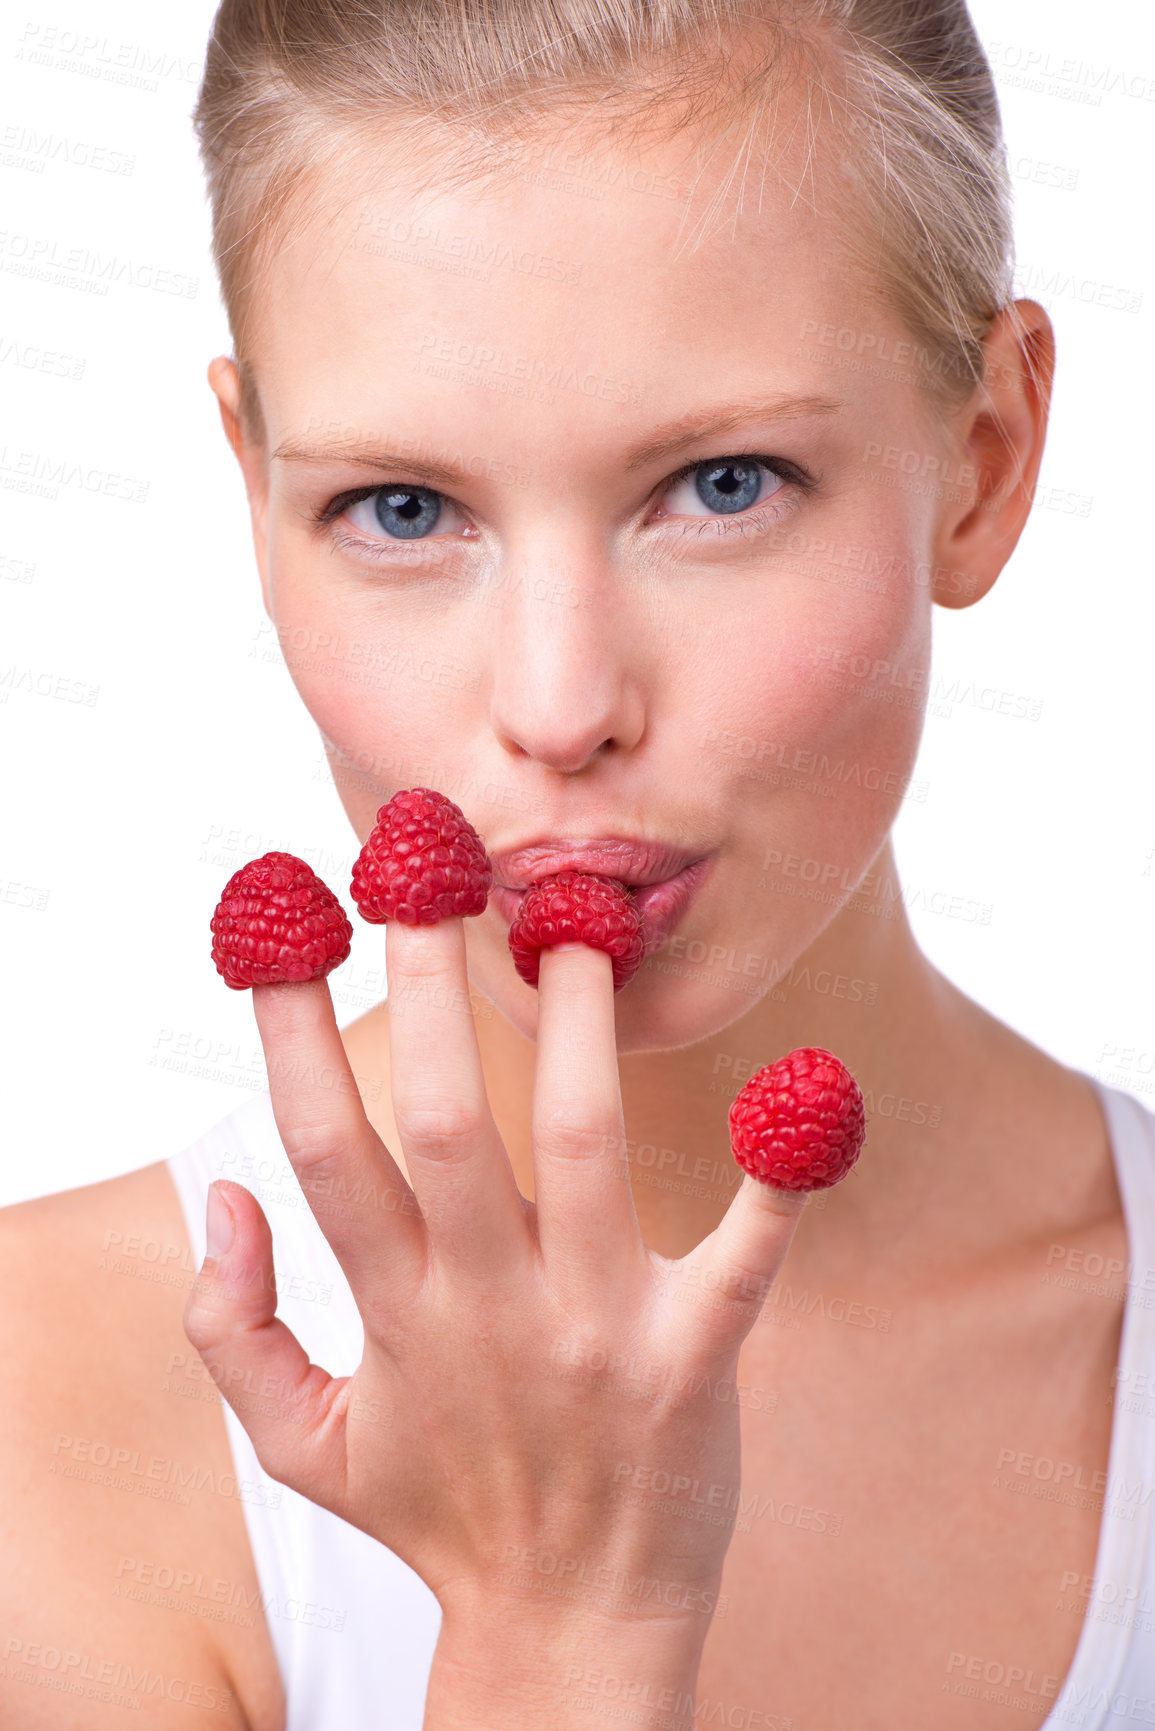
[
  {"left": 617, "top": 955, "right": 768, "bottom": 1053},
  {"left": 466, "top": 926, "right": 773, "bottom": 1056}
]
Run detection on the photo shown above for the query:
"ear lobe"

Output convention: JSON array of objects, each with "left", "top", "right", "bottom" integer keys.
[{"left": 931, "top": 299, "right": 1056, "bottom": 611}]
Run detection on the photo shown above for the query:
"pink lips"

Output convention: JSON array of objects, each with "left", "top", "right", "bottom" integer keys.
[
  {"left": 627, "top": 857, "right": 714, "bottom": 956},
  {"left": 489, "top": 840, "right": 714, "bottom": 960}
]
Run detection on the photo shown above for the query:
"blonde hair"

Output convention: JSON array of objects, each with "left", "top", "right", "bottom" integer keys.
[{"left": 194, "top": 0, "right": 1014, "bottom": 439}]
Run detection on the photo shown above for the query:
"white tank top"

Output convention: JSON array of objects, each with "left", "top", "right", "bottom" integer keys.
[{"left": 166, "top": 1076, "right": 1155, "bottom": 1728}]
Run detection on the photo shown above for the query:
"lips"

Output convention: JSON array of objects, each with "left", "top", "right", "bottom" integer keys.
[
  {"left": 490, "top": 838, "right": 703, "bottom": 890},
  {"left": 489, "top": 839, "right": 714, "bottom": 959}
]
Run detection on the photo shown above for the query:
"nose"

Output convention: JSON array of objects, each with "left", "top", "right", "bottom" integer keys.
[{"left": 487, "top": 535, "right": 646, "bottom": 775}]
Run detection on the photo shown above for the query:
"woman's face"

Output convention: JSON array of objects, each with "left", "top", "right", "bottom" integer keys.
[{"left": 231, "top": 96, "right": 970, "bottom": 1053}]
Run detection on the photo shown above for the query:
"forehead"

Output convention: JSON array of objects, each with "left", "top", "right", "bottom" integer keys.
[{"left": 247, "top": 90, "right": 909, "bottom": 460}]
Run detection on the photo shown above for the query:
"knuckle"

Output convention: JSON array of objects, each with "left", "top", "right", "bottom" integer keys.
[
  {"left": 656, "top": 1258, "right": 773, "bottom": 1338},
  {"left": 712, "top": 1258, "right": 775, "bottom": 1305},
  {"left": 537, "top": 1112, "right": 625, "bottom": 1163},
  {"left": 278, "top": 1126, "right": 345, "bottom": 1185},
  {"left": 182, "top": 1291, "right": 228, "bottom": 1353},
  {"left": 557, "top": 1322, "right": 617, "bottom": 1373},
  {"left": 395, "top": 1100, "right": 485, "bottom": 1160}
]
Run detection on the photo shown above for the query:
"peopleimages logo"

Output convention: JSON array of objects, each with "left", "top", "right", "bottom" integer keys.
[
  {"left": 945, "top": 1650, "right": 1060, "bottom": 1703},
  {"left": 1060, "top": 1686, "right": 1155, "bottom": 1719},
  {"left": 0, "top": 122, "right": 135, "bottom": 176},
  {"left": 0, "top": 447, "right": 147, "bottom": 503},
  {"left": 0, "top": 231, "right": 198, "bottom": 299},
  {"left": 413, "top": 329, "right": 645, "bottom": 406},
  {"left": 985, "top": 40, "right": 1155, "bottom": 105},
  {"left": 15, "top": 22, "right": 201, "bottom": 88},
  {"left": 0, "top": 336, "right": 85, "bottom": 380}
]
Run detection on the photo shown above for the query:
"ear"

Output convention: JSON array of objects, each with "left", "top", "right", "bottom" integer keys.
[
  {"left": 930, "top": 298, "right": 1055, "bottom": 610},
  {"left": 207, "top": 356, "right": 272, "bottom": 615}
]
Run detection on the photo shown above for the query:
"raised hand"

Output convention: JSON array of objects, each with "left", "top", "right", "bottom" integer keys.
[{"left": 185, "top": 913, "right": 809, "bottom": 1727}]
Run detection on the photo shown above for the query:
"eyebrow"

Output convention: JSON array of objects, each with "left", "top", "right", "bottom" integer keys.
[
  {"left": 272, "top": 394, "right": 843, "bottom": 483},
  {"left": 622, "top": 395, "right": 843, "bottom": 470}
]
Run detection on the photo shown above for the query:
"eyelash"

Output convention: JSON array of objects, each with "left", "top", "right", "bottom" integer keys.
[{"left": 312, "top": 453, "right": 817, "bottom": 557}]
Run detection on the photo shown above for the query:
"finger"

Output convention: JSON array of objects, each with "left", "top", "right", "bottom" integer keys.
[
  {"left": 667, "top": 1174, "right": 808, "bottom": 1350},
  {"left": 182, "top": 1179, "right": 367, "bottom": 1510},
  {"left": 531, "top": 942, "right": 648, "bottom": 1309},
  {"left": 385, "top": 918, "right": 533, "bottom": 1281},
  {"left": 252, "top": 977, "right": 426, "bottom": 1307}
]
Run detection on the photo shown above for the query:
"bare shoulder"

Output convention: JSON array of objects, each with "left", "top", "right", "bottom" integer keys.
[{"left": 0, "top": 1163, "right": 285, "bottom": 1730}]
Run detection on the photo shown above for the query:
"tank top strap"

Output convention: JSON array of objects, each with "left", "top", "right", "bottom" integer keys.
[{"left": 1042, "top": 1078, "right": 1155, "bottom": 1728}]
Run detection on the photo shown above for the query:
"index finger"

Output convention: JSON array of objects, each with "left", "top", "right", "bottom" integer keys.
[{"left": 252, "top": 977, "right": 427, "bottom": 1306}]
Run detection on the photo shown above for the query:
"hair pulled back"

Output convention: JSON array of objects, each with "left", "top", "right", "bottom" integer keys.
[{"left": 194, "top": 0, "right": 1014, "bottom": 433}]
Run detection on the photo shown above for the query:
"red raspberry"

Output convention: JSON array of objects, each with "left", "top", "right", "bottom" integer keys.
[
  {"left": 508, "top": 871, "right": 645, "bottom": 990},
  {"left": 729, "top": 1047, "right": 866, "bottom": 1191},
  {"left": 211, "top": 852, "right": 353, "bottom": 991},
  {"left": 351, "top": 787, "right": 492, "bottom": 925}
]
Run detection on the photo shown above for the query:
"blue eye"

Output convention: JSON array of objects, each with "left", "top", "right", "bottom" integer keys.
[
  {"left": 342, "top": 485, "right": 469, "bottom": 542},
  {"left": 373, "top": 486, "right": 442, "bottom": 539},
  {"left": 693, "top": 460, "right": 764, "bottom": 513},
  {"left": 319, "top": 449, "right": 810, "bottom": 560},
  {"left": 661, "top": 457, "right": 788, "bottom": 520}
]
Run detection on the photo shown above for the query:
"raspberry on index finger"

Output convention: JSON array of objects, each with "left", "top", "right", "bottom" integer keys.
[{"left": 210, "top": 852, "right": 353, "bottom": 990}]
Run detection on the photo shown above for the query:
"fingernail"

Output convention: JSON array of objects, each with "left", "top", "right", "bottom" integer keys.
[{"left": 206, "top": 1182, "right": 235, "bottom": 1259}]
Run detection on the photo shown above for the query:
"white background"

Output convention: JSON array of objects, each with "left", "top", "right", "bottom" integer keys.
[{"left": 1, "top": 0, "right": 1152, "bottom": 1204}]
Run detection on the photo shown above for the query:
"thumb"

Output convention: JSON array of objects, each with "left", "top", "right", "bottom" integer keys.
[{"left": 182, "top": 1178, "right": 352, "bottom": 1508}]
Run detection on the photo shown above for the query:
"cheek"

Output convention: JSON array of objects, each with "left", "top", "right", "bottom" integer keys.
[
  {"left": 692, "top": 537, "right": 931, "bottom": 869},
  {"left": 265, "top": 547, "right": 481, "bottom": 841},
  {"left": 769, "top": 588, "right": 928, "bottom": 773}
]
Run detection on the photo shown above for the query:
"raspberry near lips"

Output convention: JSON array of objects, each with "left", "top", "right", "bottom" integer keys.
[
  {"left": 211, "top": 852, "right": 353, "bottom": 990},
  {"left": 351, "top": 787, "right": 492, "bottom": 925},
  {"left": 508, "top": 870, "right": 645, "bottom": 990},
  {"left": 729, "top": 1047, "right": 866, "bottom": 1191}
]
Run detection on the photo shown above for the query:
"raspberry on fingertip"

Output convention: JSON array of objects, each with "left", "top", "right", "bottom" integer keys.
[
  {"left": 210, "top": 853, "right": 353, "bottom": 990},
  {"left": 508, "top": 871, "right": 644, "bottom": 990},
  {"left": 729, "top": 1047, "right": 866, "bottom": 1191},
  {"left": 350, "top": 787, "right": 492, "bottom": 925}
]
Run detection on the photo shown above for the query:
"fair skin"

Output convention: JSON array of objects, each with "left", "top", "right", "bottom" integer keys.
[
  {"left": 188, "top": 90, "right": 1128, "bottom": 1728},
  {"left": 0, "top": 77, "right": 1124, "bottom": 1731}
]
